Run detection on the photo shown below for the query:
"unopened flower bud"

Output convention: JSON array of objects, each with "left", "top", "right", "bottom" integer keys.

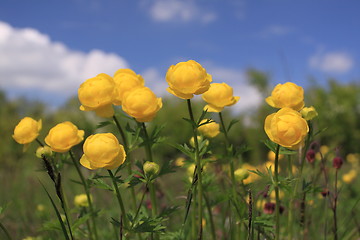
[
  {"left": 332, "top": 156, "right": 343, "bottom": 169},
  {"left": 321, "top": 188, "right": 330, "bottom": 197},
  {"left": 300, "top": 106, "right": 318, "bottom": 120},
  {"left": 264, "top": 202, "right": 275, "bottom": 214},
  {"left": 36, "top": 146, "right": 53, "bottom": 159},
  {"left": 306, "top": 149, "right": 316, "bottom": 163},
  {"left": 234, "top": 168, "right": 249, "bottom": 182},
  {"left": 143, "top": 161, "right": 160, "bottom": 178}
]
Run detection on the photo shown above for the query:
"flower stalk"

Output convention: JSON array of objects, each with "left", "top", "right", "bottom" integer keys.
[
  {"left": 274, "top": 144, "right": 281, "bottom": 240},
  {"left": 69, "top": 150, "right": 98, "bottom": 240},
  {"left": 187, "top": 99, "right": 203, "bottom": 240}
]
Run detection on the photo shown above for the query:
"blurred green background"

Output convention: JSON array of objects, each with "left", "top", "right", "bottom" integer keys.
[{"left": 0, "top": 71, "right": 359, "bottom": 238}]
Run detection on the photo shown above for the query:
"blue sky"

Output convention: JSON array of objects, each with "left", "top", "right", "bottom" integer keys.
[{"left": 0, "top": 0, "right": 359, "bottom": 112}]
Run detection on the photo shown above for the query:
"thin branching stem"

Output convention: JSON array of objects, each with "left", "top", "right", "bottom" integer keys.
[
  {"left": 187, "top": 99, "right": 203, "bottom": 240},
  {"left": 69, "top": 151, "right": 98, "bottom": 240},
  {"left": 274, "top": 144, "right": 281, "bottom": 240},
  {"left": 108, "top": 170, "right": 128, "bottom": 229}
]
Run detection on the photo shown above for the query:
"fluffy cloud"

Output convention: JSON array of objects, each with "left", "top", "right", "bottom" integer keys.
[
  {"left": 143, "top": 0, "right": 217, "bottom": 23},
  {"left": 309, "top": 51, "right": 354, "bottom": 73},
  {"left": 0, "top": 21, "right": 128, "bottom": 102}
]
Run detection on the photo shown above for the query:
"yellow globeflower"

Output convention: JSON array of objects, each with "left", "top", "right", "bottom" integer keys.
[
  {"left": 45, "top": 122, "right": 84, "bottom": 153},
  {"left": 301, "top": 106, "right": 318, "bottom": 120},
  {"left": 74, "top": 194, "right": 90, "bottom": 207},
  {"left": 265, "top": 108, "right": 309, "bottom": 150},
  {"left": 342, "top": 169, "right": 357, "bottom": 184},
  {"left": 202, "top": 83, "right": 240, "bottom": 112},
  {"left": 143, "top": 161, "right": 160, "bottom": 177},
  {"left": 80, "top": 133, "right": 126, "bottom": 170},
  {"left": 13, "top": 117, "right": 42, "bottom": 145},
  {"left": 122, "top": 87, "right": 162, "bottom": 122},
  {"left": 166, "top": 60, "right": 212, "bottom": 99},
  {"left": 113, "top": 69, "right": 145, "bottom": 105},
  {"left": 198, "top": 119, "right": 220, "bottom": 138},
  {"left": 266, "top": 82, "right": 304, "bottom": 111},
  {"left": 78, "top": 73, "right": 116, "bottom": 118}
]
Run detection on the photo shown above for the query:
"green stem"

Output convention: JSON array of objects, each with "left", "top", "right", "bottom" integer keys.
[
  {"left": 113, "top": 116, "right": 128, "bottom": 149},
  {"left": 113, "top": 116, "right": 137, "bottom": 208},
  {"left": 108, "top": 170, "right": 128, "bottom": 229},
  {"left": 219, "top": 112, "right": 240, "bottom": 239},
  {"left": 187, "top": 99, "right": 203, "bottom": 240},
  {"left": 69, "top": 151, "right": 98, "bottom": 240},
  {"left": 140, "top": 122, "right": 157, "bottom": 217},
  {"left": 36, "top": 138, "right": 44, "bottom": 147},
  {"left": 274, "top": 144, "right": 281, "bottom": 240},
  {"left": 131, "top": 185, "right": 148, "bottom": 228},
  {"left": 333, "top": 169, "right": 339, "bottom": 240},
  {"left": 203, "top": 192, "right": 216, "bottom": 240}
]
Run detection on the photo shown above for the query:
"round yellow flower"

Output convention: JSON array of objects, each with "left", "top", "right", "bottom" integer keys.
[
  {"left": 342, "top": 169, "right": 357, "bottom": 184},
  {"left": 166, "top": 60, "right": 212, "bottom": 99},
  {"left": 45, "top": 122, "right": 84, "bottom": 153},
  {"left": 198, "top": 119, "right": 220, "bottom": 138},
  {"left": 78, "top": 73, "right": 116, "bottom": 118},
  {"left": 13, "top": 117, "right": 42, "bottom": 144},
  {"left": 265, "top": 82, "right": 304, "bottom": 111},
  {"left": 113, "top": 69, "right": 145, "bottom": 105},
  {"left": 74, "top": 194, "right": 90, "bottom": 207},
  {"left": 122, "top": 87, "right": 162, "bottom": 122},
  {"left": 80, "top": 133, "right": 126, "bottom": 170},
  {"left": 202, "top": 83, "right": 240, "bottom": 112},
  {"left": 301, "top": 106, "right": 318, "bottom": 120},
  {"left": 264, "top": 108, "right": 309, "bottom": 150}
]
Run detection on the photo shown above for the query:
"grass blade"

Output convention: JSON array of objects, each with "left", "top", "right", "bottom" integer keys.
[{"left": 39, "top": 181, "right": 70, "bottom": 240}]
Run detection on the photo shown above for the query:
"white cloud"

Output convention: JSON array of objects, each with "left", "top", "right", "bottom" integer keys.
[
  {"left": 309, "top": 51, "right": 354, "bottom": 73},
  {"left": 0, "top": 21, "right": 128, "bottom": 103},
  {"left": 144, "top": 0, "right": 217, "bottom": 23}
]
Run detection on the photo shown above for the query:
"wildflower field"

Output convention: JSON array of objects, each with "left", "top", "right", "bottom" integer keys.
[{"left": 1, "top": 60, "right": 360, "bottom": 240}]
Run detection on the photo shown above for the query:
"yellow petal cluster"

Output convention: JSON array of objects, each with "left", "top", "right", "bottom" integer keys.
[
  {"left": 113, "top": 69, "right": 145, "bottom": 105},
  {"left": 78, "top": 73, "right": 116, "bottom": 118},
  {"left": 198, "top": 119, "right": 220, "bottom": 138},
  {"left": 265, "top": 82, "right": 304, "bottom": 111},
  {"left": 122, "top": 87, "right": 162, "bottom": 122},
  {"left": 45, "top": 122, "right": 84, "bottom": 153},
  {"left": 202, "top": 83, "right": 240, "bottom": 112},
  {"left": 80, "top": 133, "right": 126, "bottom": 170},
  {"left": 13, "top": 117, "right": 42, "bottom": 144},
  {"left": 264, "top": 108, "right": 309, "bottom": 149},
  {"left": 166, "top": 60, "right": 212, "bottom": 99}
]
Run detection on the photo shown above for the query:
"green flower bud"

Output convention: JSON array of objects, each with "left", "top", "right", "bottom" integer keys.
[
  {"left": 143, "top": 161, "right": 160, "bottom": 177},
  {"left": 36, "top": 146, "right": 53, "bottom": 159},
  {"left": 234, "top": 168, "right": 249, "bottom": 182}
]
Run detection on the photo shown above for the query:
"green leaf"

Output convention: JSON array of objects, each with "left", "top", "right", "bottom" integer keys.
[
  {"left": 166, "top": 142, "right": 195, "bottom": 159},
  {"left": 158, "top": 160, "right": 177, "bottom": 177},
  {"left": 89, "top": 178, "right": 113, "bottom": 191},
  {"left": 263, "top": 140, "right": 297, "bottom": 155},
  {"left": 227, "top": 119, "right": 239, "bottom": 132},
  {"left": 96, "top": 121, "right": 113, "bottom": 129},
  {"left": 39, "top": 181, "right": 70, "bottom": 240},
  {"left": 197, "top": 109, "right": 209, "bottom": 125}
]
